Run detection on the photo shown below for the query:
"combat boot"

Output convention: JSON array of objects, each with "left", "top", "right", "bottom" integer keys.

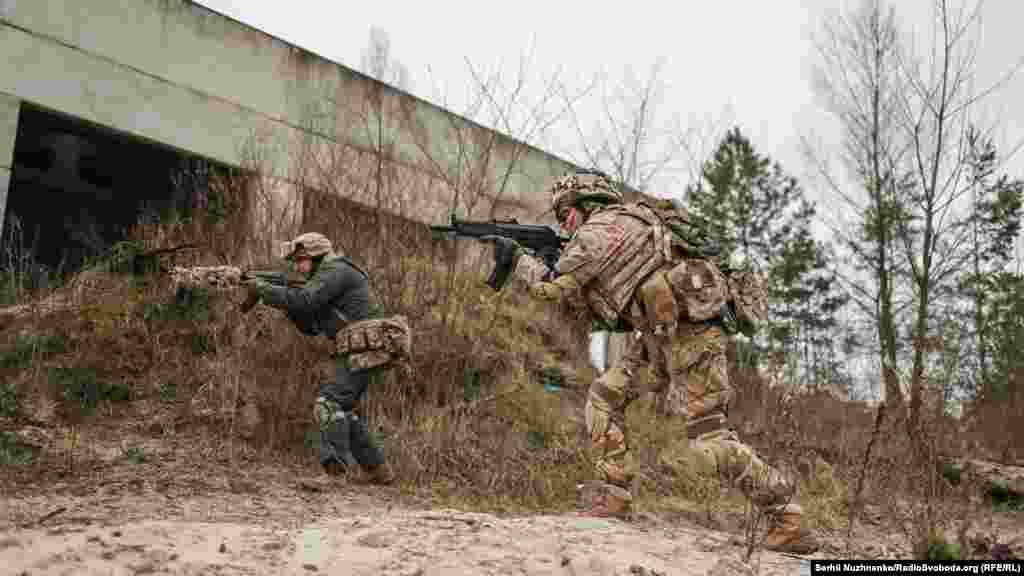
[
  {"left": 364, "top": 461, "right": 395, "bottom": 486},
  {"left": 763, "top": 505, "right": 820, "bottom": 555},
  {"left": 577, "top": 482, "right": 633, "bottom": 519},
  {"left": 322, "top": 459, "right": 345, "bottom": 477}
]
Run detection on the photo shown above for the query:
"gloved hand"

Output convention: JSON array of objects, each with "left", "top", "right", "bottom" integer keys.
[{"left": 244, "top": 278, "right": 270, "bottom": 301}]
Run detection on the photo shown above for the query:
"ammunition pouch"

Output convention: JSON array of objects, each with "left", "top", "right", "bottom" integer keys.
[
  {"left": 726, "top": 267, "right": 768, "bottom": 337},
  {"left": 636, "top": 270, "right": 678, "bottom": 337},
  {"left": 334, "top": 315, "right": 413, "bottom": 374},
  {"left": 665, "top": 258, "right": 730, "bottom": 323}
]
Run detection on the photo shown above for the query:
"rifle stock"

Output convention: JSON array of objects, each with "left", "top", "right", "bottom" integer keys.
[{"left": 170, "top": 265, "right": 305, "bottom": 313}]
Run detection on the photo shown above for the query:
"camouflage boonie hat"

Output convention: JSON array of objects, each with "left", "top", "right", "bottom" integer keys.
[
  {"left": 549, "top": 169, "right": 623, "bottom": 215},
  {"left": 280, "top": 232, "right": 333, "bottom": 261}
]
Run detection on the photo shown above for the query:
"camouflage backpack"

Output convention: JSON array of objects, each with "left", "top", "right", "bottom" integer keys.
[
  {"left": 723, "top": 257, "right": 768, "bottom": 337},
  {"left": 637, "top": 198, "right": 715, "bottom": 259},
  {"left": 639, "top": 198, "right": 729, "bottom": 323},
  {"left": 641, "top": 198, "right": 768, "bottom": 336}
]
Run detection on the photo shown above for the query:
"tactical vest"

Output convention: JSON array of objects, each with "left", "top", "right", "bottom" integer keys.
[{"left": 578, "top": 203, "right": 674, "bottom": 327}]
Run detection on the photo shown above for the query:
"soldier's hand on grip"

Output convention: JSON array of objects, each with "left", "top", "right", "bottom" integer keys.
[{"left": 478, "top": 235, "right": 524, "bottom": 291}]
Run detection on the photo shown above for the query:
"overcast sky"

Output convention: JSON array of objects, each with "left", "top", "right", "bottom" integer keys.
[{"left": 194, "top": 0, "right": 1024, "bottom": 208}]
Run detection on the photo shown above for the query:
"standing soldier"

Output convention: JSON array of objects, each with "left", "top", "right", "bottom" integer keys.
[
  {"left": 246, "top": 232, "right": 408, "bottom": 485},
  {"left": 482, "top": 170, "right": 819, "bottom": 554}
]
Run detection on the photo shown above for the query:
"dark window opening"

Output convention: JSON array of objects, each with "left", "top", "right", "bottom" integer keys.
[{"left": 2, "top": 104, "right": 225, "bottom": 279}]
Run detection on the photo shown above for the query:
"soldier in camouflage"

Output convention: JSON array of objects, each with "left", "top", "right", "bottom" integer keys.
[
  {"left": 483, "top": 171, "right": 818, "bottom": 554},
  {"left": 246, "top": 232, "right": 395, "bottom": 485}
]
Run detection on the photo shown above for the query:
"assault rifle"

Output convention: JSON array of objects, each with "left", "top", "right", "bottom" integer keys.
[
  {"left": 170, "top": 265, "right": 305, "bottom": 313},
  {"left": 238, "top": 269, "right": 307, "bottom": 313},
  {"left": 430, "top": 213, "right": 569, "bottom": 290}
]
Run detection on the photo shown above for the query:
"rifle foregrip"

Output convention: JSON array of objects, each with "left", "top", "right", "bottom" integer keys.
[
  {"left": 239, "top": 290, "right": 260, "bottom": 313},
  {"left": 487, "top": 243, "right": 518, "bottom": 292},
  {"left": 486, "top": 261, "right": 511, "bottom": 291}
]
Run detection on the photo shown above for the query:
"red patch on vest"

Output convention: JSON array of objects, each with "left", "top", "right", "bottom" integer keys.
[{"left": 605, "top": 224, "right": 627, "bottom": 256}]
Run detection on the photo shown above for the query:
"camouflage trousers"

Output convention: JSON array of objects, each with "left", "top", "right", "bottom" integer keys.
[
  {"left": 586, "top": 324, "right": 795, "bottom": 513},
  {"left": 585, "top": 324, "right": 731, "bottom": 488},
  {"left": 687, "top": 428, "right": 796, "bottom": 513}
]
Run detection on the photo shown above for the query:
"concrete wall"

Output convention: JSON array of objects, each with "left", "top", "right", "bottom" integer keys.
[
  {"left": 0, "top": 0, "right": 576, "bottom": 234},
  {"left": 0, "top": 0, "right": 639, "bottom": 366},
  {"left": 0, "top": 93, "right": 16, "bottom": 232}
]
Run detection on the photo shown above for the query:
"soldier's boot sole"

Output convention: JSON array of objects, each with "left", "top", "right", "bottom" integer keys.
[{"left": 322, "top": 460, "right": 346, "bottom": 477}]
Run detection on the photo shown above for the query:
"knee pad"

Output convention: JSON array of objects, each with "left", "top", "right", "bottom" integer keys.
[
  {"left": 590, "top": 366, "right": 633, "bottom": 410},
  {"left": 314, "top": 396, "right": 348, "bottom": 428}
]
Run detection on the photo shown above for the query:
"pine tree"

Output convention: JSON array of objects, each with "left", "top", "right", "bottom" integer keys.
[
  {"left": 686, "top": 127, "right": 849, "bottom": 388},
  {"left": 957, "top": 127, "right": 1023, "bottom": 403}
]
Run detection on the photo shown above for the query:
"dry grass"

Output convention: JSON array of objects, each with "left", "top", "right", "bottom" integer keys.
[
  {"left": 0, "top": 218, "right": 597, "bottom": 511},
  {"left": 2, "top": 203, "right": 1023, "bottom": 560}
]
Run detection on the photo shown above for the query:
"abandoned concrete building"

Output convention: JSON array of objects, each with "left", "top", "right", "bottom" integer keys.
[
  {"left": 0, "top": 0, "right": 594, "bottom": 275},
  {"left": 1, "top": 0, "right": 655, "bottom": 367}
]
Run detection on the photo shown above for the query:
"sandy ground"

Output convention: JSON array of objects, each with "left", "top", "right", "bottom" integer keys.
[
  {"left": 2, "top": 502, "right": 811, "bottom": 576},
  {"left": 1, "top": 508, "right": 813, "bottom": 576},
  {"left": 0, "top": 428, "right": 814, "bottom": 576}
]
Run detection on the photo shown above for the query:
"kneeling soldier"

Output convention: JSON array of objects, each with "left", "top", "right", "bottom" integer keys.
[{"left": 247, "top": 232, "right": 411, "bottom": 485}]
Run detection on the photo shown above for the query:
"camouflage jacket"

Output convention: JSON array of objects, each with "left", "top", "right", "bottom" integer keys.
[
  {"left": 515, "top": 203, "right": 669, "bottom": 328},
  {"left": 259, "top": 254, "right": 373, "bottom": 339}
]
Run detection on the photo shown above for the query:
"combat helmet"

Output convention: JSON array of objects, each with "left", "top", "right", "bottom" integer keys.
[
  {"left": 549, "top": 169, "right": 622, "bottom": 220},
  {"left": 280, "top": 232, "right": 334, "bottom": 261}
]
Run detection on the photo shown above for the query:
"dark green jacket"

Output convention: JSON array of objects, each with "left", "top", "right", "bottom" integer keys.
[{"left": 260, "top": 255, "right": 372, "bottom": 338}]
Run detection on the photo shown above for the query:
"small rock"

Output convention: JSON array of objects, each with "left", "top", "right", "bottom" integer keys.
[
  {"left": 707, "top": 557, "right": 754, "bottom": 576},
  {"left": 586, "top": 556, "right": 614, "bottom": 574},
  {"left": 218, "top": 542, "right": 228, "bottom": 553},
  {"left": 112, "top": 530, "right": 122, "bottom": 537},
  {"left": 303, "top": 564, "right": 318, "bottom": 572},
  {"left": 298, "top": 479, "right": 324, "bottom": 493},
  {"left": 992, "top": 543, "right": 1016, "bottom": 560},
  {"left": 357, "top": 532, "right": 391, "bottom": 549},
  {"left": 262, "top": 541, "right": 285, "bottom": 551},
  {"left": 130, "top": 562, "right": 157, "bottom": 575}
]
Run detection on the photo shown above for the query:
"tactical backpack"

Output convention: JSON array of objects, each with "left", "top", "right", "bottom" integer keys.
[
  {"left": 639, "top": 198, "right": 768, "bottom": 336},
  {"left": 664, "top": 258, "right": 731, "bottom": 323},
  {"left": 724, "top": 262, "right": 768, "bottom": 337}
]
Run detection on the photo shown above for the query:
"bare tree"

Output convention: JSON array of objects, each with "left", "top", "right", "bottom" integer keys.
[
  {"left": 806, "top": 0, "right": 914, "bottom": 410},
  {"left": 399, "top": 42, "right": 594, "bottom": 220},
  {"left": 360, "top": 27, "right": 410, "bottom": 90},
  {"left": 561, "top": 60, "right": 724, "bottom": 196},
  {"left": 809, "top": 0, "right": 1024, "bottom": 558},
  {"left": 888, "top": 0, "right": 1023, "bottom": 442},
  {"left": 285, "top": 32, "right": 593, "bottom": 330}
]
